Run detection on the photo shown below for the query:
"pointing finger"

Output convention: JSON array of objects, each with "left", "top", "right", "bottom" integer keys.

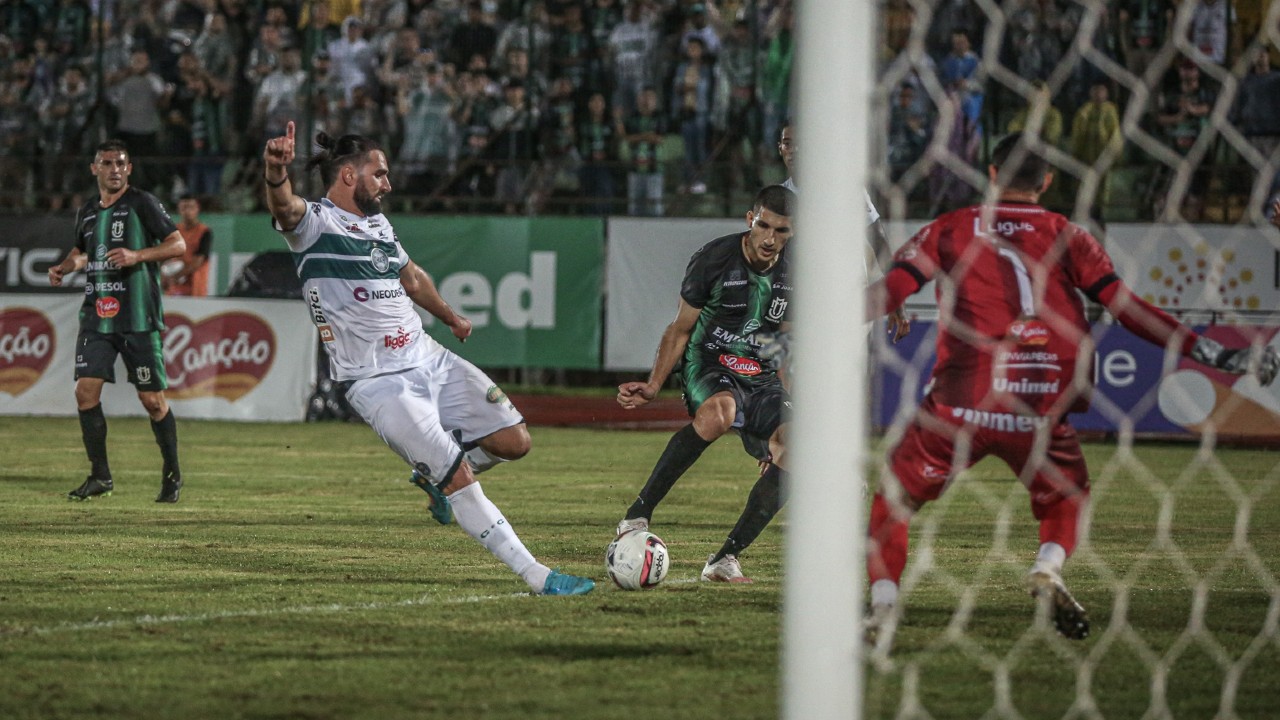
[{"left": 286, "top": 121, "right": 295, "bottom": 142}]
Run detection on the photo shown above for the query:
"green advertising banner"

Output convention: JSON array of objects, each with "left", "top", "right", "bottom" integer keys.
[{"left": 210, "top": 214, "right": 604, "bottom": 369}]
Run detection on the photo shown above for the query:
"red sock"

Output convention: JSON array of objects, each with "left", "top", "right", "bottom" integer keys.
[
  {"left": 1036, "top": 494, "right": 1085, "bottom": 556},
  {"left": 867, "top": 493, "right": 911, "bottom": 584}
]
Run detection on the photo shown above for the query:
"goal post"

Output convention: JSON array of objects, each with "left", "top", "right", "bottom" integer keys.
[{"left": 783, "top": 0, "right": 872, "bottom": 718}]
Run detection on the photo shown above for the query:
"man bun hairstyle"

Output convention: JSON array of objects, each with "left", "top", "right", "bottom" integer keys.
[
  {"left": 754, "top": 184, "right": 798, "bottom": 218},
  {"left": 306, "top": 131, "right": 382, "bottom": 188},
  {"left": 990, "top": 132, "right": 1050, "bottom": 193}
]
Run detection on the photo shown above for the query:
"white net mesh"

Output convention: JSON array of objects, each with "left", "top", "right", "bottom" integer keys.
[{"left": 863, "top": 2, "right": 1280, "bottom": 717}]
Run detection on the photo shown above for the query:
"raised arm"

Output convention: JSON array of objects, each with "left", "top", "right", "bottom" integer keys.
[
  {"left": 1094, "top": 278, "right": 1278, "bottom": 386},
  {"left": 617, "top": 298, "right": 702, "bottom": 409},
  {"left": 263, "top": 120, "right": 308, "bottom": 232},
  {"left": 399, "top": 259, "right": 472, "bottom": 342}
]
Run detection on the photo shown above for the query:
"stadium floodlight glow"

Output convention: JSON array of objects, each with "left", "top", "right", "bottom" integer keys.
[{"left": 783, "top": 0, "right": 869, "bottom": 718}]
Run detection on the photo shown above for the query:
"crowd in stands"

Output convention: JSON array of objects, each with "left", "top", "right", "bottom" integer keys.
[
  {"left": 0, "top": 0, "right": 1277, "bottom": 222},
  {"left": 882, "top": 0, "right": 1279, "bottom": 223}
]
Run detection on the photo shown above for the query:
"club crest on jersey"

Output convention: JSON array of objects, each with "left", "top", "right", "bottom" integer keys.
[
  {"left": 370, "top": 247, "right": 391, "bottom": 273},
  {"left": 110, "top": 220, "right": 124, "bottom": 240},
  {"left": 765, "top": 297, "right": 788, "bottom": 323},
  {"left": 719, "top": 354, "right": 762, "bottom": 376}
]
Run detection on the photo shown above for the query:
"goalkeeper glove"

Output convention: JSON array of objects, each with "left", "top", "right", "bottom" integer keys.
[
  {"left": 755, "top": 331, "right": 791, "bottom": 372},
  {"left": 1190, "top": 337, "right": 1279, "bottom": 387}
]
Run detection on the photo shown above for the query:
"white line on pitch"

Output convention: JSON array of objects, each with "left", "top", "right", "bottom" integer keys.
[{"left": 18, "top": 592, "right": 530, "bottom": 635}]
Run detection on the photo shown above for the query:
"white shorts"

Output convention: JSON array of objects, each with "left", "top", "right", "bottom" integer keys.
[{"left": 344, "top": 350, "right": 524, "bottom": 485}]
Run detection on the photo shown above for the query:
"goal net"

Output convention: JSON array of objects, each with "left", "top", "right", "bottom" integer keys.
[{"left": 790, "top": 1, "right": 1280, "bottom": 718}]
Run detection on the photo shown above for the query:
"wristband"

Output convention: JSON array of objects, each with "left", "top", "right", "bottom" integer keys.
[{"left": 264, "top": 173, "right": 289, "bottom": 188}]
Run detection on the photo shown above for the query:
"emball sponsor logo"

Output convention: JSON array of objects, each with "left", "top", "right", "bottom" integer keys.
[{"left": 0, "top": 307, "right": 56, "bottom": 396}]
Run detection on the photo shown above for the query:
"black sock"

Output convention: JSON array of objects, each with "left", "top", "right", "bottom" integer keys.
[
  {"left": 713, "top": 464, "right": 786, "bottom": 562},
  {"left": 626, "top": 424, "right": 712, "bottom": 520},
  {"left": 150, "top": 409, "right": 181, "bottom": 480},
  {"left": 78, "top": 404, "right": 110, "bottom": 479}
]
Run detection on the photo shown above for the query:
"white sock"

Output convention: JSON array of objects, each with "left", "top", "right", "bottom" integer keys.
[
  {"left": 1031, "top": 542, "right": 1067, "bottom": 577},
  {"left": 870, "top": 579, "right": 899, "bottom": 608},
  {"left": 449, "top": 483, "right": 551, "bottom": 592}
]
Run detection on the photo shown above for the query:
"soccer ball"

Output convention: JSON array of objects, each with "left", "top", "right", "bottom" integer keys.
[{"left": 606, "top": 530, "right": 669, "bottom": 590}]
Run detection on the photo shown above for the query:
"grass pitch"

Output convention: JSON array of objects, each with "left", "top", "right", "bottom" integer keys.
[{"left": 2, "top": 417, "right": 1278, "bottom": 719}]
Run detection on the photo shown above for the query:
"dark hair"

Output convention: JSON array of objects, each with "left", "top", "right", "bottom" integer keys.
[
  {"left": 306, "top": 131, "right": 383, "bottom": 188},
  {"left": 178, "top": 193, "right": 198, "bottom": 203},
  {"left": 95, "top": 139, "right": 129, "bottom": 159},
  {"left": 753, "top": 184, "right": 797, "bottom": 217},
  {"left": 990, "top": 132, "right": 1050, "bottom": 193}
]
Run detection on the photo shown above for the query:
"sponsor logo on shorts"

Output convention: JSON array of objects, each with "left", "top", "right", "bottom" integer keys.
[
  {"left": 486, "top": 385, "right": 508, "bottom": 404},
  {"left": 719, "top": 354, "right": 762, "bottom": 376},
  {"left": 949, "top": 406, "right": 1051, "bottom": 432},
  {"left": 384, "top": 327, "right": 413, "bottom": 349},
  {"left": 96, "top": 297, "right": 120, "bottom": 318},
  {"left": 0, "top": 307, "right": 56, "bottom": 397},
  {"left": 136, "top": 366, "right": 151, "bottom": 384}
]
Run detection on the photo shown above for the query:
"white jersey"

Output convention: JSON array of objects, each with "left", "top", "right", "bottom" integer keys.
[
  {"left": 277, "top": 197, "right": 443, "bottom": 381},
  {"left": 781, "top": 177, "right": 883, "bottom": 281},
  {"left": 781, "top": 176, "right": 880, "bottom": 226}
]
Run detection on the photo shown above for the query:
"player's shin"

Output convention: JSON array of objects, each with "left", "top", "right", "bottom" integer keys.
[
  {"left": 711, "top": 463, "right": 784, "bottom": 564},
  {"left": 626, "top": 423, "right": 712, "bottom": 520},
  {"left": 867, "top": 493, "right": 912, "bottom": 586},
  {"left": 150, "top": 408, "right": 180, "bottom": 478},
  {"left": 78, "top": 404, "right": 111, "bottom": 479},
  {"left": 448, "top": 482, "right": 551, "bottom": 592}
]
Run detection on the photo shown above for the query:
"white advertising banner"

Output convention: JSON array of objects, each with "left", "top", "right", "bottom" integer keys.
[
  {"left": 604, "top": 220, "right": 1280, "bottom": 370},
  {"left": 605, "top": 217, "right": 745, "bottom": 370},
  {"left": 0, "top": 295, "right": 316, "bottom": 421}
]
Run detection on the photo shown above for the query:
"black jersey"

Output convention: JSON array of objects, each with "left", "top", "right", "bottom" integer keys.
[
  {"left": 73, "top": 186, "right": 178, "bottom": 333},
  {"left": 680, "top": 232, "right": 792, "bottom": 381}
]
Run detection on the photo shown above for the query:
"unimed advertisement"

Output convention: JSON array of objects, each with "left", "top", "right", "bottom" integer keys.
[{"left": 873, "top": 321, "right": 1280, "bottom": 439}]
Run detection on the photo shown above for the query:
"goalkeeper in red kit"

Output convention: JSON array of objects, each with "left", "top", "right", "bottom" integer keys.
[{"left": 863, "top": 133, "right": 1279, "bottom": 647}]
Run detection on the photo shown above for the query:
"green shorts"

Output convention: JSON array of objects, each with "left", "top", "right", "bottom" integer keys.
[
  {"left": 680, "top": 360, "right": 788, "bottom": 462},
  {"left": 74, "top": 330, "right": 168, "bottom": 391}
]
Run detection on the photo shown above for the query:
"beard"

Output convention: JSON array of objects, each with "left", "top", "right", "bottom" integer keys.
[{"left": 354, "top": 184, "right": 383, "bottom": 216}]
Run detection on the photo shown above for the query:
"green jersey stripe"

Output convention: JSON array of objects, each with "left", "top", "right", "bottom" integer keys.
[{"left": 297, "top": 256, "right": 403, "bottom": 282}]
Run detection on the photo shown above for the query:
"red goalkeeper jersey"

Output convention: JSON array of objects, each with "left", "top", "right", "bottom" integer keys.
[{"left": 892, "top": 201, "right": 1118, "bottom": 417}]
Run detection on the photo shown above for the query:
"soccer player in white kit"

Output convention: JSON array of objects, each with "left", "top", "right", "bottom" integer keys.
[{"left": 263, "top": 121, "right": 594, "bottom": 596}]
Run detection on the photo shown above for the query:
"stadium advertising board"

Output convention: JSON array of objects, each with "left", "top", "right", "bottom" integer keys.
[
  {"left": 0, "top": 295, "right": 316, "bottom": 421},
  {"left": 212, "top": 215, "right": 604, "bottom": 369},
  {"left": 873, "top": 321, "right": 1280, "bottom": 439}
]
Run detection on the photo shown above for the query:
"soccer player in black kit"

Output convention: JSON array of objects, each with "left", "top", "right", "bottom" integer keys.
[
  {"left": 616, "top": 185, "right": 796, "bottom": 582},
  {"left": 48, "top": 139, "right": 187, "bottom": 503}
]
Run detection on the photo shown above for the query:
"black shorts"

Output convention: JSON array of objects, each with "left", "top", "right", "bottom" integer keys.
[
  {"left": 681, "top": 364, "right": 788, "bottom": 462},
  {"left": 75, "top": 330, "right": 168, "bottom": 391}
]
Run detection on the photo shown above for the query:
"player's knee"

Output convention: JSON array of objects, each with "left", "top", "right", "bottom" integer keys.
[
  {"left": 694, "top": 397, "right": 735, "bottom": 437},
  {"left": 74, "top": 387, "right": 98, "bottom": 410},
  {"left": 138, "top": 392, "right": 167, "bottom": 418},
  {"left": 481, "top": 424, "right": 531, "bottom": 461}
]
